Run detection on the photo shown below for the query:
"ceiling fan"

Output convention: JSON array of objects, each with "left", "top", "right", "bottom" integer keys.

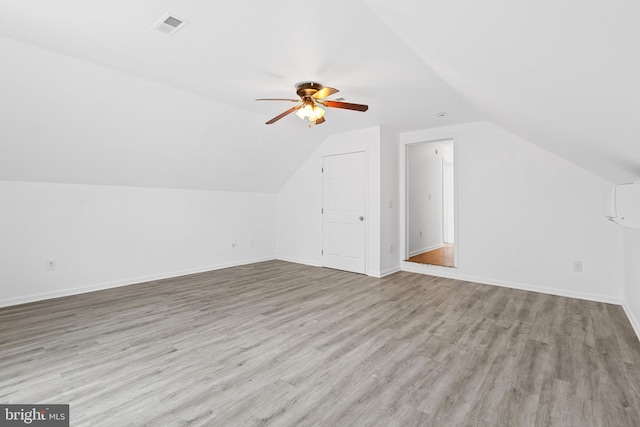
[{"left": 256, "top": 82, "right": 368, "bottom": 126}]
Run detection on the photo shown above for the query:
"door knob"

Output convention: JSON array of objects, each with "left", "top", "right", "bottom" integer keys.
[{"left": 359, "top": 216, "right": 364, "bottom": 221}]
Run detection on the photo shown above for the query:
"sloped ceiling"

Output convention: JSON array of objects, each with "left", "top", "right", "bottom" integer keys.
[
  {"left": 1, "top": 1, "right": 636, "bottom": 192},
  {"left": 364, "top": 0, "right": 640, "bottom": 184},
  {"left": 0, "top": 0, "right": 477, "bottom": 192}
]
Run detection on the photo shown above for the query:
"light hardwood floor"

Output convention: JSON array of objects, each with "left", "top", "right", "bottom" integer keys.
[
  {"left": 407, "top": 243, "right": 455, "bottom": 267},
  {"left": 1, "top": 260, "right": 640, "bottom": 426}
]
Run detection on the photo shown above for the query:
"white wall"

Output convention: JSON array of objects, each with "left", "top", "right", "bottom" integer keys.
[
  {"left": 400, "top": 121, "right": 624, "bottom": 303},
  {"left": 407, "top": 142, "right": 446, "bottom": 255},
  {"left": 624, "top": 228, "right": 640, "bottom": 337},
  {"left": 275, "top": 148, "right": 324, "bottom": 267},
  {"left": 0, "top": 181, "right": 276, "bottom": 307},
  {"left": 277, "top": 126, "right": 400, "bottom": 277},
  {"left": 380, "top": 127, "right": 400, "bottom": 276}
]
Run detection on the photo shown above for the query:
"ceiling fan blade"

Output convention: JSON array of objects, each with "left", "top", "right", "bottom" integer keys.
[
  {"left": 265, "top": 106, "right": 301, "bottom": 124},
  {"left": 314, "top": 117, "right": 326, "bottom": 125},
  {"left": 321, "top": 100, "right": 368, "bottom": 112},
  {"left": 312, "top": 87, "right": 339, "bottom": 99},
  {"left": 255, "top": 98, "right": 301, "bottom": 102}
]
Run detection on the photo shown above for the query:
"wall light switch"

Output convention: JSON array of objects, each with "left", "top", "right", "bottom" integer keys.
[{"left": 46, "top": 259, "right": 56, "bottom": 271}]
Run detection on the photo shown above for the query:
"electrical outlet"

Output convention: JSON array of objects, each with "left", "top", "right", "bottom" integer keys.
[
  {"left": 419, "top": 231, "right": 423, "bottom": 238},
  {"left": 573, "top": 261, "right": 583, "bottom": 272},
  {"left": 232, "top": 241, "right": 237, "bottom": 248},
  {"left": 46, "top": 259, "right": 56, "bottom": 271}
]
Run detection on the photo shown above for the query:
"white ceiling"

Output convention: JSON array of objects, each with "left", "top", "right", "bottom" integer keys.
[
  {"left": 0, "top": 0, "right": 638, "bottom": 191},
  {"left": 0, "top": 0, "right": 477, "bottom": 192},
  {"left": 365, "top": 0, "right": 640, "bottom": 185}
]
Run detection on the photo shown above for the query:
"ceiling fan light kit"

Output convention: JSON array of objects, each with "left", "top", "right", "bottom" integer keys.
[
  {"left": 256, "top": 82, "right": 368, "bottom": 126},
  {"left": 295, "top": 101, "right": 325, "bottom": 122}
]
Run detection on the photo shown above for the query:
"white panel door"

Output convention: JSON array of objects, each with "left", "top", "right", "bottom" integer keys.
[{"left": 322, "top": 152, "right": 366, "bottom": 274}]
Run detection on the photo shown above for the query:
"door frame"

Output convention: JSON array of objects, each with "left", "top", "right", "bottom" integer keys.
[
  {"left": 401, "top": 134, "right": 459, "bottom": 268},
  {"left": 321, "top": 150, "right": 369, "bottom": 275}
]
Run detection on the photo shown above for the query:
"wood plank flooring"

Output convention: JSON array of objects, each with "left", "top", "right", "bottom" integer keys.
[
  {"left": 1, "top": 260, "right": 640, "bottom": 426},
  {"left": 407, "top": 243, "right": 455, "bottom": 267}
]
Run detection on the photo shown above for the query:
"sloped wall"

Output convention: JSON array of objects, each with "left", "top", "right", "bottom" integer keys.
[{"left": 0, "top": 35, "right": 318, "bottom": 194}]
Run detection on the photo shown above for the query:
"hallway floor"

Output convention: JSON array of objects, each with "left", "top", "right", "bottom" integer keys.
[{"left": 407, "top": 243, "right": 455, "bottom": 267}]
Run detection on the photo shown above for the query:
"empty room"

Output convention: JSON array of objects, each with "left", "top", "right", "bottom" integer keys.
[{"left": 2, "top": 1, "right": 640, "bottom": 426}]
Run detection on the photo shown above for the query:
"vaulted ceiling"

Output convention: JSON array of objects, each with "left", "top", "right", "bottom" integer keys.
[
  {"left": 1, "top": 0, "right": 638, "bottom": 191},
  {"left": 365, "top": 0, "right": 640, "bottom": 184}
]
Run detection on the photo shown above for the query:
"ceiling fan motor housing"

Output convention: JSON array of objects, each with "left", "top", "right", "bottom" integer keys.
[{"left": 296, "top": 82, "right": 323, "bottom": 98}]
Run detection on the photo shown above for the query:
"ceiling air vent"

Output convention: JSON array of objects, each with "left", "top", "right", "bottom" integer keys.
[{"left": 152, "top": 13, "right": 188, "bottom": 36}]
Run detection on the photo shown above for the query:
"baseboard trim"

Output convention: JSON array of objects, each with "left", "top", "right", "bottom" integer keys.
[
  {"left": 400, "top": 262, "right": 622, "bottom": 305},
  {"left": 622, "top": 301, "right": 640, "bottom": 342},
  {"left": 373, "top": 266, "right": 401, "bottom": 278},
  {"left": 276, "top": 255, "right": 321, "bottom": 268},
  {"left": 0, "top": 256, "right": 276, "bottom": 308},
  {"left": 408, "top": 243, "right": 443, "bottom": 258}
]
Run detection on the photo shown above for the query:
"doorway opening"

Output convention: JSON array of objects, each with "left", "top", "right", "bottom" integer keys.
[{"left": 405, "top": 139, "right": 456, "bottom": 267}]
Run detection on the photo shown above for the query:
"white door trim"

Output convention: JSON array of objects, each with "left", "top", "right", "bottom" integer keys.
[{"left": 401, "top": 134, "right": 459, "bottom": 268}]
